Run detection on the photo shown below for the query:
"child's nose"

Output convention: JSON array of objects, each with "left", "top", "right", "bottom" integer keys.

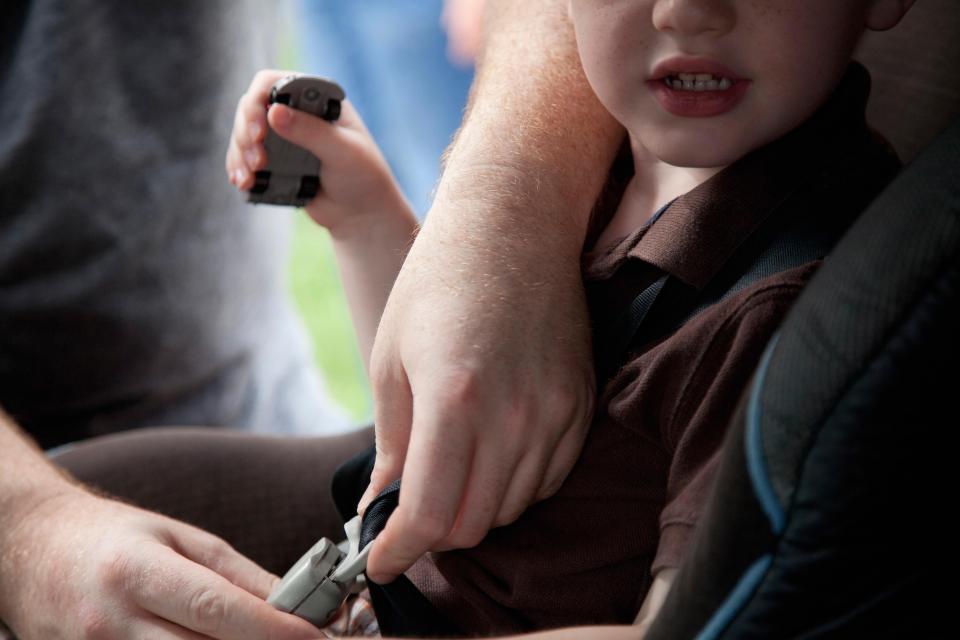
[{"left": 652, "top": 0, "right": 736, "bottom": 38}]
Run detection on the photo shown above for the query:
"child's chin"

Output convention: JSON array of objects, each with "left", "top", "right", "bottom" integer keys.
[
  {"left": 659, "top": 146, "right": 744, "bottom": 170},
  {"left": 654, "top": 135, "right": 760, "bottom": 170}
]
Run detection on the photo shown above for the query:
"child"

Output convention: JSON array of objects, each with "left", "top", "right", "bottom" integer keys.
[{"left": 226, "top": 0, "right": 914, "bottom": 635}]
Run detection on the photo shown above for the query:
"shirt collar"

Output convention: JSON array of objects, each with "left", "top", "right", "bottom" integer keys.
[{"left": 583, "top": 62, "right": 876, "bottom": 288}]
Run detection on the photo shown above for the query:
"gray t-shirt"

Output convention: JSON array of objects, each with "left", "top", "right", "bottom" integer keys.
[{"left": 0, "top": 0, "right": 348, "bottom": 448}]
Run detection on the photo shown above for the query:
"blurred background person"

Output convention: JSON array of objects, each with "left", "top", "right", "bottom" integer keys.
[
  {"left": 443, "top": 0, "right": 487, "bottom": 66},
  {"left": 0, "top": 0, "right": 350, "bottom": 447}
]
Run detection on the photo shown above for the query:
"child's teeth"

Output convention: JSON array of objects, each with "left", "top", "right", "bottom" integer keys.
[{"left": 664, "top": 74, "right": 735, "bottom": 91}]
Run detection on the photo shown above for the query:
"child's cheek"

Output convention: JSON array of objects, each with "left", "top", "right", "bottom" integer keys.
[{"left": 572, "top": 10, "right": 648, "bottom": 123}]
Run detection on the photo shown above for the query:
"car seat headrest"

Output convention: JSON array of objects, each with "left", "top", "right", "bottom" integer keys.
[{"left": 856, "top": 0, "right": 960, "bottom": 161}]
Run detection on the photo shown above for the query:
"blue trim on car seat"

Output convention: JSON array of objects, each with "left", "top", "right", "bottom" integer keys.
[
  {"left": 691, "top": 336, "right": 784, "bottom": 639},
  {"left": 694, "top": 555, "right": 773, "bottom": 640},
  {"left": 746, "top": 334, "right": 786, "bottom": 535}
]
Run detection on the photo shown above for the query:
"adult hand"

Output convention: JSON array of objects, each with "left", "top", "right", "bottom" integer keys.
[
  {"left": 361, "top": 206, "right": 596, "bottom": 583},
  {"left": 0, "top": 488, "right": 322, "bottom": 639}
]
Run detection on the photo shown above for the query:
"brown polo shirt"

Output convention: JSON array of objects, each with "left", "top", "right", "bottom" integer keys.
[{"left": 407, "top": 64, "right": 900, "bottom": 634}]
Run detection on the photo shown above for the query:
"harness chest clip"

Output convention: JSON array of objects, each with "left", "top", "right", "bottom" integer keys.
[{"left": 267, "top": 514, "right": 371, "bottom": 626}]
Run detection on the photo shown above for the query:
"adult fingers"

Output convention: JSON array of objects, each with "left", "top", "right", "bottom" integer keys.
[
  {"left": 365, "top": 387, "right": 477, "bottom": 583},
  {"left": 493, "top": 382, "right": 593, "bottom": 526},
  {"left": 167, "top": 525, "right": 278, "bottom": 600},
  {"left": 535, "top": 418, "right": 589, "bottom": 502},
  {"left": 439, "top": 440, "right": 518, "bottom": 550},
  {"left": 492, "top": 448, "right": 550, "bottom": 528},
  {"left": 130, "top": 618, "right": 209, "bottom": 640},
  {"left": 131, "top": 544, "right": 319, "bottom": 640},
  {"left": 141, "top": 616, "right": 333, "bottom": 640},
  {"left": 359, "top": 360, "right": 413, "bottom": 515}
]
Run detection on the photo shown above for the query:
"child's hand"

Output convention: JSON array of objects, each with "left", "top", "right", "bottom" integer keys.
[{"left": 226, "top": 70, "right": 413, "bottom": 239}]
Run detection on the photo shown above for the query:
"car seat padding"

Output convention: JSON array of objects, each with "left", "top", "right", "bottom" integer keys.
[{"left": 646, "top": 118, "right": 960, "bottom": 639}]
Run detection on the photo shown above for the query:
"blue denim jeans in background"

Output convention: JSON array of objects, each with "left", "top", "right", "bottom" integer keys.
[{"left": 296, "top": 0, "right": 474, "bottom": 219}]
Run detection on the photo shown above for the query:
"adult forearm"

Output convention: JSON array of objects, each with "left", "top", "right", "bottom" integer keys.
[
  {"left": 0, "top": 410, "right": 80, "bottom": 618},
  {"left": 433, "top": 0, "right": 623, "bottom": 254}
]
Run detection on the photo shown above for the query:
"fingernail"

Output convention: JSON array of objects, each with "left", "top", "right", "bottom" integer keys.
[
  {"left": 357, "top": 488, "right": 374, "bottom": 516},
  {"left": 249, "top": 121, "right": 262, "bottom": 140},
  {"left": 244, "top": 148, "right": 258, "bottom": 168},
  {"left": 367, "top": 571, "right": 395, "bottom": 586},
  {"left": 237, "top": 167, "right": 249, "bottom": 185}
]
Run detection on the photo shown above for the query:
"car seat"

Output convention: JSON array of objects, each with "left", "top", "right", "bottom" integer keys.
[{"left": 644, "top": 2, "right": 960, "bottom": 637}]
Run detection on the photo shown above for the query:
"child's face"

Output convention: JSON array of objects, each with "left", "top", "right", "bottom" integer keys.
[{"left": 570, "top": 0, "right": 910, "bottom": 169}]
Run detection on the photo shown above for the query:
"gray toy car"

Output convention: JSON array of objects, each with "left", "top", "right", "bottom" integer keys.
[{"left": 248, "top": 74, "right": 345, "bottom": 207}]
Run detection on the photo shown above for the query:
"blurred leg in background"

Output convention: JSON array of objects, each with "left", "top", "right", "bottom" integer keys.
[{"left": 54, "top": 425, "right": 375, "bottom": 574}]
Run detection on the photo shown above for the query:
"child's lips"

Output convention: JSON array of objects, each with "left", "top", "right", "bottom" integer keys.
[
  {"left": 646, "top": 54, "right": 749, "bottom": 117},
  {"left": 646, "top": 77, "right": 751, "bottom": 118},
  {"left": 649, "top": 56, "right": 745, "bottom": 82}
]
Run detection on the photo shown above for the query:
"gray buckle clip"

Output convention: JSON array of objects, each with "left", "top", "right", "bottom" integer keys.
[{"left": 267, "top": 515, "right": 371, "bottom": 626}]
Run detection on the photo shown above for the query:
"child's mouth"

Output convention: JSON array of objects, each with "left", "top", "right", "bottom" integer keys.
[
  {"left": 648, "top": 72, "right": 750, "bottom": 118},
  {"left": 661, "top": 73, "right": 734, "bottom": 92}
]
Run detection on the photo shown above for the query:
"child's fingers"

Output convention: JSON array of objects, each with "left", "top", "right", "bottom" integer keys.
[
  {"left": 225, "top": 140, "right": 253, "bottom": 190},
  {"left": 229, "top": 70, "right": 286, "bottom": 161},
  {"left": 332, "top": 99, "right": 370, "bottom": 135},
  {"left": 232, "top": 95, "right": 268, "bottom": 152},
  {"left": 225, "top": 135, "right": 260, "bottom": 190},
  {"left": 225, "top": 142, "right": 239, "bottom": 185},
  {"left": 266, "top": 102, "right": 365, "bottom": 167},
  {"left": 247, "top": 69, "right": 288, "bottom": 105}
]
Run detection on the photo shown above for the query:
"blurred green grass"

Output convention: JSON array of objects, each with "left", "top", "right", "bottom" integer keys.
[
  {"left": 287, "top": 213, "right": 371, "bottom": 422},
  {"left": 280, "top": 23, "right": 371, "bottom": 424}
]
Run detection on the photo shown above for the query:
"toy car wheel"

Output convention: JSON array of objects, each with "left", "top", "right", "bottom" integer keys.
[{"left": 324, "top": 99, "right": 341, "bottom": 122}]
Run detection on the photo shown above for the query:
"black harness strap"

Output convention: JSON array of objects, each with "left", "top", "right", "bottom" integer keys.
[
  {"left": 330, "top": 457, "right": 462, "bottom": 636},
  {"left": 359, "top": 481, "right": 460, "bottom": 637}
]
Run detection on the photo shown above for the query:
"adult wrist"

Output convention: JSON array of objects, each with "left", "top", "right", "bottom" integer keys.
[
  {"left": 0, "top": 481, "right": 83, "bottom": 552},
  {"left": 0, "top": 417, "right": 83, "bottom": 555},
  {"left": 0, "top": 485, "right": 85, "bottom": 621}
]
